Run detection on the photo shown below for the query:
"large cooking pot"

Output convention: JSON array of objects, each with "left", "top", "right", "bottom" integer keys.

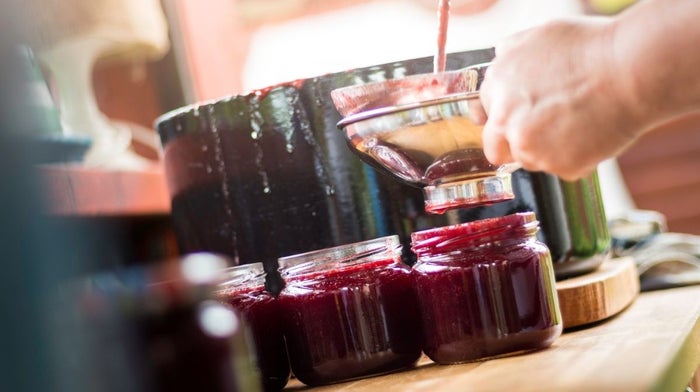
[{"left": 155, "top": 48, "right": 610, "bottom": 279}]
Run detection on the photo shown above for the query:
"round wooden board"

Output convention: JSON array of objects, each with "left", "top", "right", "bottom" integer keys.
[{"left": 556, "top": 257, "right": 640, "bottom": 329}]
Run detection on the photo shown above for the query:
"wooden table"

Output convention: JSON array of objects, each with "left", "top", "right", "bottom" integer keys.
[{"left": 285, "top": 285, "right": 700, "bottom": 392}]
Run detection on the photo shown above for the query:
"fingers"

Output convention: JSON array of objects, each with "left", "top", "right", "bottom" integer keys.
[
  {"left": 482, "top": 120, "right": 514, "bottom": 166},
  {"left": 468, "top": 98, "right": 487, "bottom": 125},
  {"left": 474, "top": 69, "right": 513, "bottom": 166}
]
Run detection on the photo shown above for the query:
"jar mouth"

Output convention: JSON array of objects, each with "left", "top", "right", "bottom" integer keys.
[
  {"left": 278, "top": 235, "right": 401, "bottom": 278},
  {"left": 218, "top": 262, "right": 266, "bottom": 292},
  {"left": 411, "top": 212, "right": 539, "bottom": 256}
]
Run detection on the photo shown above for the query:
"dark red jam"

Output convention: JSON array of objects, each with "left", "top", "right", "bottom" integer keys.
[
  {"left": 410, "top": 212, "right": 562, "bottom": 364},
  {"left": 217, "top": 263, "right": 290, "bottom": 392},
  {"left": 277, "top": 236, "right": 422, "bottom": 386}
]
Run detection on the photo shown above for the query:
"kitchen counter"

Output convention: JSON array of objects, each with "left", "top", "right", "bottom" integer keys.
[
  {"left": 285, "top": 285, "right": 700, "bottom": 392},
  {"left": 39, "top": 164, "right": 170, "bottom": 216}
]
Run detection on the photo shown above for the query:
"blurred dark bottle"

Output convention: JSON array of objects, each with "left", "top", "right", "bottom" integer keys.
[{"left": 64, "top": 253, "right": 263, "bottom": 392}]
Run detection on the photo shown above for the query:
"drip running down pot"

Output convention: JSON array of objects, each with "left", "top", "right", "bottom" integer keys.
[{"left": 332, "top": 63, "right": 519, "bottom": 213}]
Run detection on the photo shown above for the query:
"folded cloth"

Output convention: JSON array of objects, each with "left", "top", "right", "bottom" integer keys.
[
  {"left": 618, "top": 232, "right": 700, "bottom": 292},
  {"left": 608, "top": 210, "right": 700, "bottom": 291}
]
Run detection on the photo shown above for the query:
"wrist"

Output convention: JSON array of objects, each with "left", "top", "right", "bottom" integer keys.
[
  {"left": 609, "top": 0, "right": 700, "bottom": 134},
  {"left": 606, "top": 18, "right": 655, "bottom": 137},
  {"left": 593, "top": 17, "right": 650, "bottom": 141}
]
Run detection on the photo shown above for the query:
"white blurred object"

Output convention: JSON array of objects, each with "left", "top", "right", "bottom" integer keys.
[
  {"left": 598, "top": 158, "right": 637, "bottom": 220},
  {"left": 243, "top": 0, "right": 583, "bottom": 90},
  {"left": 27, "top": 0, "right": 169, "bottom": 169}
]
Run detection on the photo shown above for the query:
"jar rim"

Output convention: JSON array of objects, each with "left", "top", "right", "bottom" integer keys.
[
  {"left": 218, "top": 262, "right": 266, "bottom": 291},
  {"left": 413, "top": 212, "right": 536, "bottom": 241},
  {"left": 278, "top": 235, "right": 401, "bottom": 277},
  {"left": 411, "top": 213, "right": 538, "bottom": 256}
]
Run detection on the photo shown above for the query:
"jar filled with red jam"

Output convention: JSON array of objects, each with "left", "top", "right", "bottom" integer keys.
[
  {"left": 411, "top": 212, "right": 562, "bottom": 364},
  {"left": 217, "top": 263, "right": 290, "bottom": 392},
  {"left": 277, "top": 235, "right": 422, "bottom": 386}
]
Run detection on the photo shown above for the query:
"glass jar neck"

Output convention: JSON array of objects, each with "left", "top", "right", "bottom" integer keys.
[
  {"left": 218, "top": 262, "right": 266, "bottom": 292},
  {"left": 278, "top": 235, "right": 401, "bottom": 280},
  {"left": 411, "top": 213, "right": 539, "bottom": 258}
]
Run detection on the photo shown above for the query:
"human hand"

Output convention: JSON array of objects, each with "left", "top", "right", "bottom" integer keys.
[{"left": 472, "top": 17, "right": 644, "bottom": 181}]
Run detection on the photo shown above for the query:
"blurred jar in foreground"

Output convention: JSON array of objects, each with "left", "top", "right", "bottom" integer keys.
[
  {"left": 411, "top": 212, "right": 562, "bottom": 364},
  {"left": 70, "top": 253, "right": 262, "bottom": 392},
  {"left": 217, "top": 262, "right": 290, "bottom": 391},
  {"left": 277, "top": 236, "right": 422, "bottom": 386}
]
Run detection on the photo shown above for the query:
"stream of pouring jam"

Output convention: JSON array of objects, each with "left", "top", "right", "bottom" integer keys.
[{"left": 435, "top": 0, "right": 451, "bottom": 73}]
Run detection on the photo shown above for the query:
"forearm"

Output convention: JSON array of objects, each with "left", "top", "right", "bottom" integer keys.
[{"left": 612, "top": 0, "right": 700, "bottom": 133}]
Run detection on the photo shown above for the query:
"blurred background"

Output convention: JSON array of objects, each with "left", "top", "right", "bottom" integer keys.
[
  {"left": 1, "top": 0, "right": 697, "bottom": 390},
  {"left": 14, "top": 0, "right": 695, "bottom": 237}
]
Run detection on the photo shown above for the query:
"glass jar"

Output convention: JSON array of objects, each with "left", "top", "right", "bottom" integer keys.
[
  {"left": 411, "top": 212, "right": 562, "bottom": 364},
  {"left": 277, "top": 236, "right": 422, "bottom": 386},
  {"left": 217, "top": 263, "right": 290, "bottom": 392},
  {"left": 72, "top": 253, "right": 262, "bottom": 392}
]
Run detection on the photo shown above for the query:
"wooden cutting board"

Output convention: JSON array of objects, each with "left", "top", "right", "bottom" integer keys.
[{"left": 556, "top": 257, "right": 639, "bottom": 329}]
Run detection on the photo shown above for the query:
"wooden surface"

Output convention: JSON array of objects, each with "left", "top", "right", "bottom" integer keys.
[
  {"left": 285, "top": 285, "right": 700, "bottom": 392},
  {"left": 39, "top": 163, "right": 170, "bottom": 216},
  {"left": 556, "top": 257, "right": 640, "bottom": 328}
]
